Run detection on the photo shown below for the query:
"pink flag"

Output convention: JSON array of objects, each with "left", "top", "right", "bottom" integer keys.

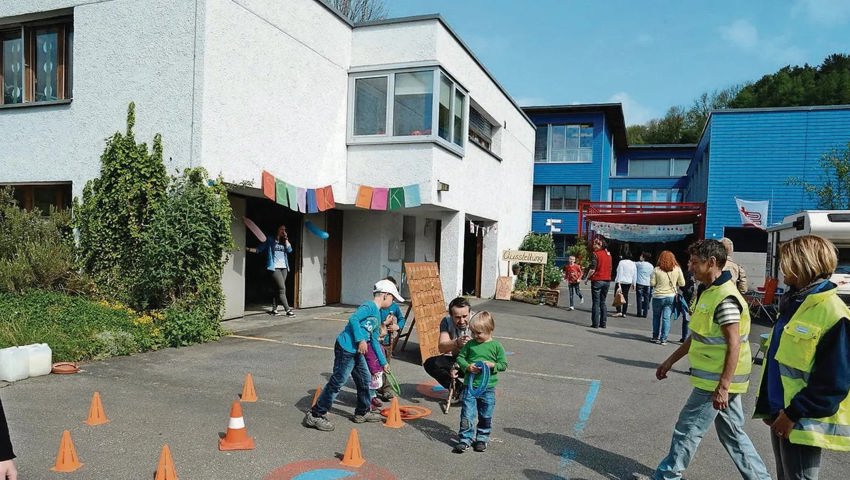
[{"left": 371, "top": 187, "right": 388, "bottom": 210}]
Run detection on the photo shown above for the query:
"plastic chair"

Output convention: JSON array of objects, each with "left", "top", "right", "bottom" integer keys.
[
  {"left": 745, "top": 278, "right": 778, "bottom": 324},
  {"left": 752, "top": 333, "right": 771, "bottom": 364}
]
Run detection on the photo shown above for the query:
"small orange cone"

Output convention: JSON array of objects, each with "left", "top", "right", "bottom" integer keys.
[
  {"left": 155, "top": 444, "right": 178, "bottom": 480},
  {"left": 51, "top": 430, "right": 83, "bottom": 472},
  {"left": 218, "top": 401, "right": 255, "bottom": 451},
  {"left": 339, "top": 428, "right": 365, "bottom": 468},
  {"left": 383, "top": 397, "right": 404, "bottom": 428},
  {"left": 85, "top": 391, "right": 109, "bottom": 426},
  {"left": 311, "top": 386, "right": 322, "bottom": 407},
  {"left": 240, "top": 373, "right": 257, "bottom": 402}
]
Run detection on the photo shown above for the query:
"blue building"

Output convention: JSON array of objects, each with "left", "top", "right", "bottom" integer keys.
[{"left": 525, "top": 103, "right": 850, "bottom": 266}]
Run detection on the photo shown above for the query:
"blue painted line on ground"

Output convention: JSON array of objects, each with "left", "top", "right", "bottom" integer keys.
[
  {"left": 556, "top": 380, "right": 601, "bottom": 480},
  {"left": 292, "top": 469, "right": 356, "bottom": 479}
]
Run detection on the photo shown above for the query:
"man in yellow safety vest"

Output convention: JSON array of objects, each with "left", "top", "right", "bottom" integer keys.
[{"left": 635, "top": 239, "right": 770, "bottom": 480}]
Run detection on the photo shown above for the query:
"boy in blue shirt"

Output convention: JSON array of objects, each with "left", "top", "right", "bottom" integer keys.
[{"left": 303, "top": 279, "right": 404, "bottom": 431}]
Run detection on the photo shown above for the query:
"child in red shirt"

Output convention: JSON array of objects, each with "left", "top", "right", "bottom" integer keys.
[{"left": 563, "top": 256, "right": 584, "bottom": 310}]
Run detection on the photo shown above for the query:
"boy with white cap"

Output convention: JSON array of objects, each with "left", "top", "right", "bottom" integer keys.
[{"left": 304, "top": 279, "right": 404, "bottom": 431}]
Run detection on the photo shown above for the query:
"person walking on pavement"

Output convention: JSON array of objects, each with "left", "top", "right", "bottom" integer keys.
[
  {"left": 635, "top": 252, "right": 654, "bottom": 318},
  {"left": 721, "top": 237, "right": 748, "bottom": 294},
  {"left": 754, "top": 235, "right": 850, "bottom": 479},
  {"left": 585, "top": 237, "right": 612, "bottom": 329},
  {"left": 563, "top": 255, "right": 584, "bottom": 310},
  {"left": 248, "top": 224, "right": 296, "bottom": 316},
  {"left": 649, "top": 250, "right": 685, "bottom": 345},
  {"left": 614, "top": 245, "right": 637, "bottom": 317},
  {"left": 635, "top": 239, "right": 770, "bottom": 480}
]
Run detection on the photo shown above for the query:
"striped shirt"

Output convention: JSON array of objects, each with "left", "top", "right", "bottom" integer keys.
[{"left": 713, "top": 296, "right": 742, "bottom": 326}]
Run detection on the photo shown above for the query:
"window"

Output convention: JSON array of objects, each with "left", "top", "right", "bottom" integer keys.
[
  {"left": 468, "top": 106, "right": 495, "bottom": 151},
  {"left": 609, "top": 188, "right": 681, "bottom": 203},
  {"left": 7, "top": 183, "right": 72, "bottom": 213},
  {"left": 627, "top": 158, "right": 691, "bottom": 177},
  {"left": 350, "top": 67, "right": 467, "bottom": 152},
  {"left": 1, "top": 17, "right": 73, "bottom": 106},
  {"left": 534, "top": 124, "right": 593, "bottom": 163},
  {"left": 532, "top": 185, "right": 590, "bottom": 211}
]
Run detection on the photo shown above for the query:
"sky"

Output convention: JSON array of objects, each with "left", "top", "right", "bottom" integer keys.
[{"left": 387, "top": 0, "right": 850, "bottom": 125}]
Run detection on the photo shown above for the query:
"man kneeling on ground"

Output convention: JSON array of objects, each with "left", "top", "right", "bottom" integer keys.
[{"left": 423, "top": 297, "right": 473, "bottom": 403}]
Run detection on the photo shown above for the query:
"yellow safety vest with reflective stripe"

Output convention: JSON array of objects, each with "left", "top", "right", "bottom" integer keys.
[
  {"left": 762, "top": 288, "right": 850, "bottom": 451},
  {"left": 688, "top": 280, "right": 752, "bottom": 393}
]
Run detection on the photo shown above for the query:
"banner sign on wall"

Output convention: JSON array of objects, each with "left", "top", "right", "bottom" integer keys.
[
  {"left": 590, "top": 221, "right": 693, "bottom": 242},
  {"left": 735, "top": 197, "right": 769, "bottom": 229}
]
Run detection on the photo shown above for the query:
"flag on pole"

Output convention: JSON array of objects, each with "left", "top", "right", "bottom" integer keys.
[{"left": 735, "top": 198, "right": 769, "bottom": 229}]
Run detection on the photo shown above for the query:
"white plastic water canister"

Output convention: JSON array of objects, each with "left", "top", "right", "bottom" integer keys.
[
  {"left": 24, "top": 343, "right": 53, "bottom": 377},
  {"left": 0, "top": 346, "right": 29, "bottom": 382}
]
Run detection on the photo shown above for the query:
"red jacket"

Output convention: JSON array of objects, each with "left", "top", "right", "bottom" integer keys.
[
  {"left": 590, "top": 249, "right": 612, "bottom": 281},
  {"left": 564, "top": 264, "right": 583, "bottom": 284}
]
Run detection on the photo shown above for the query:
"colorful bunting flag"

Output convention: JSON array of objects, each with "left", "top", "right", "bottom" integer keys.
[
  {"left": 371, "top": 187, "right": 388, "bottom": 210},
  {"left": 296, "top": 188, "right": 307, "bottom": 213},
  {"left": 315, "top": 187, "right": 328, "bottom": 211},
  {"left": 356, "top": 186, "right": 374, "bottom": 209},
  {"left": 306, "top": 189, "right": 318, "bottom": 213},
  {"left": 287, "top": 184, "right": 297, "bottom": 210},
  {"left": 275, "top": 179, "right": 289, "bottom": 207},
  {"left": 388, "top": 187, "right": 405, "bottom": 210},
  {"left": 262, "top": 171, "right": 275, "bottom": 201},
  {"left": 324, "top": 186, "right": 335, "bottom": 209},
  {"left": 403, "top": 184, "right": 421, "bottom": 208}
]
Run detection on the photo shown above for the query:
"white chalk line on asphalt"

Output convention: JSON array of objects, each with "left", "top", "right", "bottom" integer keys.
[
  {"left": 507, "top": 369, "right": 598, "bottom": 384},
  {"left": 229, "top": 334, "right": 333, "bottom": 350},
  {"left": 496, "top": 335, "right": 574, "bottom": 347}
]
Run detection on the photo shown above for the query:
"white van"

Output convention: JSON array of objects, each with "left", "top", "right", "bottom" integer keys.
[{"left": 767, "top": 210, "right": 850, "bottom": 303}]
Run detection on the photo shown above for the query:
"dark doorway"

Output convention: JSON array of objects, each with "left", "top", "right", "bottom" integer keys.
[
  {"left": 325, "top": 210, "right": 343, "bottom": 304},
  {"left": 462, "top": 227, "right": 483, "bottom": 297},
  {"left": 245, "top": 198, "right": 303, "bottom": 310}
]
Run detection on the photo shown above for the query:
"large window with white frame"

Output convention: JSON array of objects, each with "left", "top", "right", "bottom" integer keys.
[
  {"left": 610, "top": 188, "right": 682, "bottom": 203},
  {"left": 532, "top": 185, "right": 591, "bottom": 211},
  {"left": 534, "top": 123, "right": 593, "bottom": 163},
  {"left": 350, "top": 68, "right": 467, "bottom": 152},
  {"left": 626, "top": 158, "right": 691, "bottom": 177},
  {"left": 1, "top": 16, "right": 73, "bottom": 106}
]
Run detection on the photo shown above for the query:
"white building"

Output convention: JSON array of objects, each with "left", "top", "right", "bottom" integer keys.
[{"left": 0, "top": 0, "right": 534, "bottom": 318}]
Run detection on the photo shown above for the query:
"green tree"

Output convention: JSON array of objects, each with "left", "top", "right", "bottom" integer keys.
[
  {"left": 730, "top": 54, "right": 850, "bottom": 108},
  {"left": 74, "top": 103, "right": 168, "bottom": 299},
  {"left": 787, "top": 142, "right": 850, "bottom": 209}
]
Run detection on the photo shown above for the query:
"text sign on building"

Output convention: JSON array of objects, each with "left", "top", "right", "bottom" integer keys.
[{"left": 502, "top": 249, "right": 548, "bottom": 264}]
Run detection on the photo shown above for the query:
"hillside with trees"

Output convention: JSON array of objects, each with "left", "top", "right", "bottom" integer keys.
[{"left": 628, "top": 53, "right": 850, "bottom": 144}]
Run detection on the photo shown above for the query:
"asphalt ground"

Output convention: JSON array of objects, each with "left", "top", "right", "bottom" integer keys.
[{"left": 2, "top": 290, "right": 849, "bottom": 479}]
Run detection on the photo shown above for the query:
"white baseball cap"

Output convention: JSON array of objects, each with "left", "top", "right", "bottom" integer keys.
[{"left": 373, "top": 279, "right": 405, "bottom": 302}]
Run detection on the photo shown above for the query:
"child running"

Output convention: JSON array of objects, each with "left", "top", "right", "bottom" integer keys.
[
  {"left": 452, "top": 311, "right": 508, "bottom": 453},
  {"left": 564, "top": 255, "right": 584, "bottom": 310},
  {"left": 303, "top": 279, "right": 403, "bottom": 431}
]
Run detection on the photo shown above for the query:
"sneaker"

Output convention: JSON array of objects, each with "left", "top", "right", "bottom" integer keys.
[
  {"left": 270, "top": 308, "right": 283, "bottom": 316},
  {"left": 568, "top": 306, "right": 575, "bottom": 310},
  {"left": 377, "top": 390, "right": 395, "bottom": 402},
  {"left": 600, "top": 324, "right": 607, "bottom": 329},
  {"left": 660, "top": 340, "right": 668, "bottom": 346},
  {"left": 285, "top": 309, "right": 296, "bottom": 317},
  {"left": 472, "top": 440, "right": 487, "bottom": 452},
  {"left": 303, "top": 412, "right": 334, "bottom": 431},
  {"left": 679, "top": 338, "right": 687, "bottom": 343},
  {"left": 453, "top": 443, "right": 469, "bottom": 454},
  {"left": 580, "top": 297, "right": 585, "bottom": 304},
  {"left": 370, "top": 397, "right": 383, "bottom": 409},
  {"left": 352, "top": 411, "right": 383, "bottom": 423}
]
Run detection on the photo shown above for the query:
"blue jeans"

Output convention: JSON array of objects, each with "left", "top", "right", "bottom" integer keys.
[
  {"left": 590, "top": 280, "right": 610, "bottom": 327},
  {"left": 652, "top": 296, "right": 675, "bottom": 341},
  {"left": 770, "top": 433, "right": 821, "bottom": 480},
  {"left": 568, "top": 283, "right": 583, "bottom": 307},
  {"left": 458, "top": 387, "right": 496, "bottom": 446},
  {"left": 654, "top": 388, "right": 770, "bottom": 480},
  {"left": 311, "top": 342, "right": 371, "bottom": 417},
  {"left": 636, "top": 285, "right": 651, "bottom": 317}
]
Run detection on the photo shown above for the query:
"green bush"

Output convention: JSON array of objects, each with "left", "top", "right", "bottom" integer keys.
[
  {"left": 566, "top": 236, "right": 591, "bottom": 271},
  {"left": 0, "top": 188, "right": 82, "bottom": 294},
  {"left": 161, "top": 301, "right": 221, "bottom": 347},
  {"left": 514, "top": 233, "right": 563, "bottom": 290}
]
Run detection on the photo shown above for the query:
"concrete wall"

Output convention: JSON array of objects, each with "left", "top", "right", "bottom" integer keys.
[
  {"left": 222, "top": 195, "right": 247, "bottom": 319},
  {"left": 0, "top": 0, "right": 199, "bottom": 199},
  {"left": 340, "top": 210, "right": 403, "bottom": 305},
  {"left": 300, "top": 212, "right": 328, "bottom": 307}
]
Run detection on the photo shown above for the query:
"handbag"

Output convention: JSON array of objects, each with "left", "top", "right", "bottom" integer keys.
[{"left": 612, "top": 290, "right": 626, "bottom": 307}]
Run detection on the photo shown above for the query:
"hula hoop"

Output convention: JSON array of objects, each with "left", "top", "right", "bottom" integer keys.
[
  {"left": 385, "top": 370, "right": 401, "bottom": 395},
  {"left": 379, "top": 405, "right": 432, "bottom": 420},
  {"left": 466, "top": 361, "right": 490, "bottom": 397}
]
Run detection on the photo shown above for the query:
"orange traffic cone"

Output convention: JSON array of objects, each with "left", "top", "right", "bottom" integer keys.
[
  {"left": 240, "top": 373, "right": 257, "bottom": 402},
  {"left": 51, "top": 430, "right": 83, "bottom": 472},
  {"left": 383, "top": 397, "right": 404, "bottom": 428},
  {"left": 85, "top": 391, "right": 109, "bottom": 426},
  {"left": 155, "top": 444, "right": 178, "bottom": 480},
  {"left": 218, "top": 401, "right": 255, "bottom": 451},
  {"left": 311, "top": 386, "right": 322, "bottom": 408},
  {"left": 339, "top": 428, "right": 365, "bottom": 468}
]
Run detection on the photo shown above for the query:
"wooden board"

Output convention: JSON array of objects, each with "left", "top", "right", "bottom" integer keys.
[
  {"left": 494, "top": 276, "right": 512, "bottom": 300},
  {"left": 403, "top": 262, "right": 446, "bottom": 363}
]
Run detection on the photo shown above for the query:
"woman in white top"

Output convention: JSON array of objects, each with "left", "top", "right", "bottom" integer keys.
[
  {"left": 649, "top": 250, "right": 685, "bottom": 345},
  {"left": 614, "top": 249, "right": 637, "bottom": 317}
]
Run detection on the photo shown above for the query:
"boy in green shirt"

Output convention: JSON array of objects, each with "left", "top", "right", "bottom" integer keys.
[{"left": 452, "top": 311, "right": 508, "bottom": 453}]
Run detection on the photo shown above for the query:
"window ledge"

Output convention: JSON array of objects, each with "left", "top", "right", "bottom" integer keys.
[
  {"left": 0, "top": 99, "right": 72, "bottom": 110},
  {"left": 534, "top": 160, "right": 593, "bottom": 164},
  {"left": 348, "top": 136, "right": 466, "bottom": 158},
  {"left": 471, "top": 140, "right": 502, "bottom": 162}
]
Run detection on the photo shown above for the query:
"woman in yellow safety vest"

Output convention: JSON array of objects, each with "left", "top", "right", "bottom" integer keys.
[{"left": 755, "top": 235, "right": 850, "bottom": 480}]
